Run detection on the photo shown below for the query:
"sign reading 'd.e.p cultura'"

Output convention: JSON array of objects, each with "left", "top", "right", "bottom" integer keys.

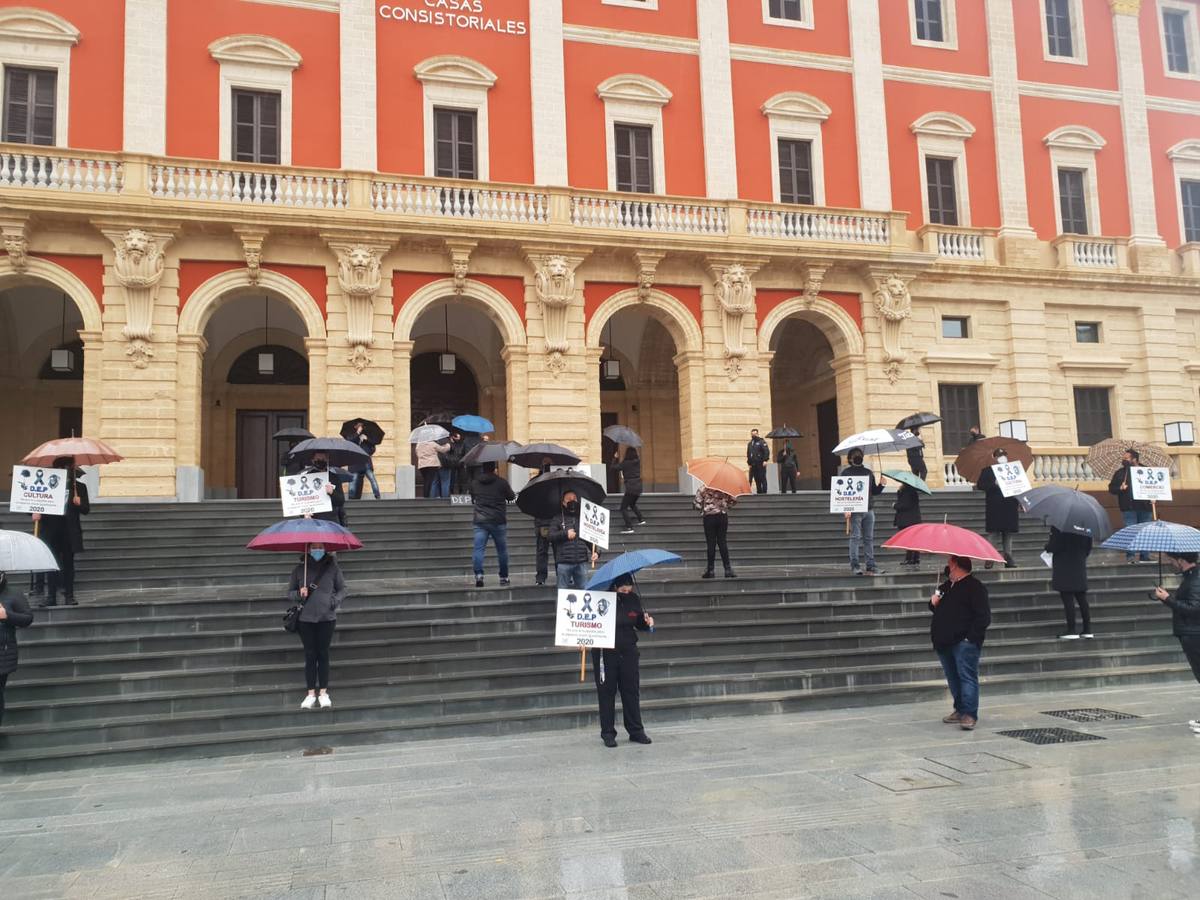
[
  {"left": 9, "top": 465, "right": 69, "bottom": 516},
  {"left": 378, "top": 1, "right": 528, "bottom": 35}
]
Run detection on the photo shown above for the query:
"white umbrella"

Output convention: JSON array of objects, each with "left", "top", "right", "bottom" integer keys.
[
  {"left": 834, "top": 429, "right": 922, "bottom": 455},
  {"left": 0, "top": 530, "right": 59, "bottom": 573},
  {"left": 409, "top": 424, "right": 450, "bottom": 444}
]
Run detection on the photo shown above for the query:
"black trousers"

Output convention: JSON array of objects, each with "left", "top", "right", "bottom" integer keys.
[
  {"left": 535, "top": 527, "right": 549, "bottom": 582},
  {"left": 780, "top": 467, "right": 797, "bottom": 493},
  {"left": 420, "top": 467, "right": 438, "bottom": 498},
  {"left": 620, "top": 489, "right": 643, "bottom": 527},
  {"left": 592, "top": 645, "right": 644, "bottom": 739},
  {"left": 904, "top": 550, "right": 920, "bottom": 564},
  {"left": 750, "top": 464, "right": 767, "bottom": 494},
  {"left": 0, "top": 672, "right": 7, "bottom": 727},
  {"left": 1179, "top": 635, "right": 1200, "bottom": 684},
  {"left": 298, "top": 620, "right": 336, "bottom": 690},
  {"left": 703, "top": 513, "right": 731, "bottom": 572},
  {"left": 1060, "top": 591, "right": 1091, "bottom": 633},
  {"left": 47, "top": 547, "right": 76, "bottom": 601}
]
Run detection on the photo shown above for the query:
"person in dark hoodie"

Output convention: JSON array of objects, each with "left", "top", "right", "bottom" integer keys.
[
  {"left": 929, "top": 555, "right": 991, "bottom": 731},
  {"left": 776, "top": 441, "right": 799, "bottom": 494},
  {"left": 840, "top": 449, "right": 886, "bottom": 575},
  {"left": 550, "top": 490, "right": 599, "bottom": 588},
  {"left": 593, "top": 573, "right": 655, "bottom": 747},
  {"left": 613, "top": 447, "right": 646, "bottom": 534},
  {"left": 288, "top": 544, "right": 346, "bottom": 711},
  {"left": 906, "top": 427, "right": 929, "bottom": 480},
  {"left": 1153, "top": 552, "right": 1200, "bottom": 734},
  {"left": 893, "top": 482, "right": 922, "bottom": 567},
  {"left": 1109, "top": 448, "right": 1153, "bottom": 564},
  {"left": 470, "top": 461, "right": 516, "bottom": 588},
  {"left": 0, "top": 570, "right": 35, "bottom": 727},
  {"left": 31, "top": 459, "right": 89, "bottom": 607}
]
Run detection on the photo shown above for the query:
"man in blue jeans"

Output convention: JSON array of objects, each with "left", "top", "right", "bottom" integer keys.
[
  {"left": 469, "top": 462, "right": 515, "bottom": 588},
  {"left": 1109, "top": 448, "right": 1153, "bottom": 563},
  {"left": 840, "top": 449, "right": 887, "bottom": 575},
  {"left": 929, "top": 555, "right": 991, "bottom": 731},
  {"left": 549, "top": 490, "right": 599, "bottom": 587}
]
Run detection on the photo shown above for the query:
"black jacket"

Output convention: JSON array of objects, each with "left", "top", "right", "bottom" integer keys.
[
  {"left": 1163, "top": 567, "right": 1200, "bottom": 637},
  {"left": 777, "top": 447, "right": 798, "bottom": 470},
  {"left": 906, "top": 443, "right": 928, "bottom": 479},
  {"left": 288, "top": 555, "right": 346, "bottom": 623},
  {"left": 353, "top": 434, "right": 377, "bottom": 469},
  {"left": 304, "top": 465, "right": 346, "bottom": 523},
  {"left": 550, "top": 512, "right": 592, "bottom": 564},
  {"left": 746, "top": 437, "right": 770, "bottom": 466},
  {"left": 893, "top": 484, "right": 922, "bottom": 529},
  {"left": 1108, "top": 463, "right": 1152, "bottom": 513},
  {"left": 975, "top": 467, "right": 1020, "bottom": 534},
  {"left": 0, "top": 582, "right": 34, "bottom": 675},
  {"left": 39, "top": 478, "right": 90, "bottom": 554},
  {"left": 439, "top": 440, "right": 465, "bottom": 470},
  {"left": 613, "top": 590, "right": 651, "bottom": 650},
  {"left": 1045, "top": 527, "right": 1092, "bottom": 593},
  {"left": 839, "top": 463, "right": 885, "bottom": 510},
  {"left": 614, "top": 458, "right": 642, "bottom": 493},
  {"left": 470, "top": 472, "right": 515, "bottom": 525},
  {"left": 929, "top": 574, "right": 991, "bottom": 649}
]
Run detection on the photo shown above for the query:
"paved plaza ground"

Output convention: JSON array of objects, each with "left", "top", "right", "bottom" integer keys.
[{"left": 2, "top": 683, "right": 1199, "bottom": 900}]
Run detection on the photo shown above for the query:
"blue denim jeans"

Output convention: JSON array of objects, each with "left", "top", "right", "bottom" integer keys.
[
  {"left": 936, "top": 639, "right": 981, "bottom": 718},
  {"left": 351, "top": 467, "right": 380, "bottom": 500},
  {"left": 556, "top": 562, "right": 588, "bottom": 589},
  {"left": 1121, "top": 509, "right": 1153, "bottom": 560},
  {"left": 848, "top": 509, "right": 876, "bottom": 571},
  {"left": 472, "top": 523, "right": 509, "bottom": 578},
  {"left": 431, "top": 469, "right": 452, "bottom": 499}
]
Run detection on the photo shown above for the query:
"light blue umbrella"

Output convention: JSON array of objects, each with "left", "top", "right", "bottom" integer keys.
[
  {"left": 452, "top": 415, "right": 494, "bottom": 434},
  {"left": 1101, "top": 520, "right": 1200, "bottom": 554},
  {"left": 883, "top": 470, "right": 932, "bottom": 494},
  {"left": 586, "top": 549, "right": 682, "bottom": 590}
]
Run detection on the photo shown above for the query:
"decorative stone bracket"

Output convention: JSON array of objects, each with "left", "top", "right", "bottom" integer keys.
[
  {"left": 802, "top": 260, "right": 830, "bottom": 306},
  {"left": 233, "top": 226, "right": 268, "bottom": 285},
  {"left": 706, "top": 259, "right": 763, "bottom": 380},
  {"left": 0, "top": 215, "right": 29, "bottom": 271},
  {"left": 634, "top": 250, "right": 666, "bottom": 301},
  {"left": 526, "top": 250, "right": 587, "bottom": 377},
  {"left": 326, "top": 238, "right": 391, "bottom": 373},
  {"left": 864, "top": 268, "right": 917, "bottom": 385},
  {"left": 99, "top": 225, "right": 175, "bottom": 368},
  {"left": 445, "top": 239, "right": 477, "bottom": 296}
]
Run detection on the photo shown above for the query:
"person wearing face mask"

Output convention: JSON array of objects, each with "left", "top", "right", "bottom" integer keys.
[
  {"left": 303, "top": 453, "right": 347, "bottom": 526},
  {"left": 840, "top": 449, "right": 887, "bottom": 576},
  {"left": 288, "top": 543, "right": 346, "bottom": 711},
  {"left": 1109, "top": 449, "right": 1153, "bottom": 564},
  {"left": 593, "top": 574, "right": 655, "bottom": 748},
  {"left": 974, "top": 448, "right": 1019, "bottom": 569},
  {"left": 1153, "top": 553, "right": 1200, "bottom": 734},
  {"left": 776, "top": 441, "right": 799, "bottom": 494},
  {"left": 0, "top": 570, "right": 35, "bottom": 728},
  {"left": 533, "top": 459, "right": 553, "bottom": 586},
  {"left": 31, "top": 459, "right": 89, "bottom": 607},
  {"left": 549, "top": 490, "right": 599, "bottom": 588}
]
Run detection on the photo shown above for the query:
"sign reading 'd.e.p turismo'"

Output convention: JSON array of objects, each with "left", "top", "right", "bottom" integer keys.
[{"left": 378, "top": 1, "right": 528, "bottom": 36}]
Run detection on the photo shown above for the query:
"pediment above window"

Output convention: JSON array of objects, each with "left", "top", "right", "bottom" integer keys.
[
  {"left": 414, "top": 55, "right": 498, "bottom": 90},
  {"left": 209, "top": 34, "right": 302, "bottom": 70},
  {"left": 910, "top": 111, "right": 975, "bottom": 140},
  {"left": 1044, "top": 125, "right": 1106, "bottom": 152},
  {"left": 761, "top": 92, "right": 831, "bottom": 124},
  {"left": 0, "top": 7, "right": 79, "bottom": 45},
  {"left": 596, "top": 74, "right": 672, "bottom": 107}
]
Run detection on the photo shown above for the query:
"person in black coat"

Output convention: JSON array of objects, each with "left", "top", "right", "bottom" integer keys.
[
  {"left": 32, "top": 461, "right": 90, "bottom": 607},
  {"left": 288, "top": 546, "right": 346, "bottom": 711},
  {"left": 974, "top": 448, "right": 1019, "bottom": 569},
  {"left": 613, "top": 447, "right": 645, "bottom": 532},
  {"left": 1153, "top": 553, "right": 1200, "bottom": 734},
  {"left": 549, "top": 490, "right": 599, "bottom": 588},
  {"left": 303, "top": 453, "right": 347, "bottom": 527},
  {"left": 906, "top": 427, "right": 929, "bottom": 480},
  {"left": 746, "top": 429, "right": 770, "bottom": 494},
  {"left": 1108, "top": 449, "right": 1153, "bottom": 563},
  {"left": 777, "top": 441, "right": 799, "bottom": 494},
  {"left": 1046, "top": 527, "right": 1093, "bottom": 639},
  {"left": 0, "top": 572, "right": 34, "bottom": 728},
  {"left": 349, "top": 422, "right": 381, "bottom": 500},
  {"left": 592, "top": 573, "right": 655, "bottom": 747},
  {"left": 470, "top": 462, "right": 515, "bottom": 588},
  {"left": 532, "top": 460, "right": 553, "bottom": 586},
  {"left": 893, "top": 483, "right": 922, "bottom": 567},
  {"left": 929, "top": 555, "right": 991, "bottom": 730}
]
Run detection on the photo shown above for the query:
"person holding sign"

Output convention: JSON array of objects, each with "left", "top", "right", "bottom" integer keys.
[
  {"left": 303, "top": 453, "right": 347, "bottom": 526},
  {"left": 31, "top": 460, "right": 89, "bottom": 607},
  {"left": 975, "top": 448, "right": 1019, "bottom": 569},
  {"left": 550, "top": 491, "right": 599, "bottom": 588},
  {"left": 593, "top": 574, "right": 655, "bottom": 748},
  {"left": 1109, "top": 449, "right": 1153, "bottom": 564},
  {"left": 841, "top": 450, "right": 886, "bottom": 576}
]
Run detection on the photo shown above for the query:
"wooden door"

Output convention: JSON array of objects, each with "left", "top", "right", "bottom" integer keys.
[
  {"left": 237, "top": 410, "right": 306, "bottom": 499},
  {"left": 816, "top": 399, "right": 840, "bottom": 489}
]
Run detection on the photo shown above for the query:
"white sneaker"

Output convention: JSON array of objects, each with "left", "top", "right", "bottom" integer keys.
[
  {"left": 300, "top": 694, "right": 317, "bottom": 710},
  {"left": 1080, "top": 633, "right": 1094, "bottom": 639},
  {"left": 621, "top": 528, "right": 635, "bottom": 534},
  {"left": 318, "top": 693, "right": 332, "bottom": 709},
  {"left": 1058, "top": 634, "right": 1080, "bottom": 640},
  {"left": 1188, "top": 719, "right": 1200, "bottom": 729}
]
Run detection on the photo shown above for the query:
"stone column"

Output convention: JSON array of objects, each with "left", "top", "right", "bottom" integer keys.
[
  {"left": 673, "top": 349, "right": 708, "bottom": 489},
  {"left": 829, "top": 354, "right": 869, "bottom": 438},
  {"left": 529, "top": 0, "right": 569, "bottom": 186},
  {"left": 306, "top": 337, "right": 329, "bottom": 437},
  {"left": 340, "top": 0, "right": 378, "bottom": 171},
  {"left": 1137, "top": 307, "right": 1186, "bottom": 437},
  {"left": 1002, "top": 299, "right": 1055, "bottom": 445},
  {"left": 848, "top": 0, "right": 891, "bottom": 210},
  {"left": 175, "top": 334, "right": 207, "bottom": 501},
  {"left": 696, "top": 0, "right": 738, "bottom": 198},
  {"left": 123, "top": 0, "right": 167, "bottom": 155},
  {"left": 79, "top": 329, "right": 104, "bottom": 441},
  {"left": 392, "top": 339, "right": 415, "bottom": 498},
  {"left": 1109, "top": 0, "right": 1170, "bottom": 273}
]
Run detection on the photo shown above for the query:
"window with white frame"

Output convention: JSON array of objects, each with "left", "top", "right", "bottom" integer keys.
[
  {"left": 762, "top": 92, "right": 830, "bottom": 206},
  {"left": 911, "top": 0, "right": 957, "bottom": 48},
  {"left": 1183, "top": 179, "right": 1200, "bottom": 243},
  {"left": 614, "top": 123, "right": 653, "bottom": 193},
  {"left": 763, "top": 0, "right": 813, "bottom": 29},
  {"left": 911, "top": 112, "right": 975, "bottom": 227},
  {"left": 1168, "top": 140, "right": 1200, "bottom": 245},
  {"left": 1041, "top": 0, "right": 1086, "bottom": 64},
  {"left": 1045, "top": 126, "right": 1105, "bottom": 236},
  {"left": 1160, "top": 1, "right": 1200, "bottom": 78},
  {"left": 209, "top": 35, "right": 301, "bottom": 166},
  {"left": 597, "top": 74, "right": 670, "bottom": 195},
  {"left": 415, "top": 56, "right": 496, "bottom": 182},
  {"left": 0, "top": 7, "right": 78, "bottom": 149}
]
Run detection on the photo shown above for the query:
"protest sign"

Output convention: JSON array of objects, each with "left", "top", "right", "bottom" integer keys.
[
  {"left": 579, "top": 497, "right": 610, "bottom": 549},
  {"left": 9, "top": 466, "right": 68, "bottom": 515},
  {"left": 279, "top": 473, "right": 334, "bottom": 517},
  {"left": 830, "top": 476, "right": 869, "bottom": 513},
  {"left": 555, "top": 588, "right": 617, "bottom": 649},
  {"left": 1130, "top": 467, "right": 1172, "bottom": 502},
  {"left": 992, "top": 461, "right": 1032, "bottom": 498}
]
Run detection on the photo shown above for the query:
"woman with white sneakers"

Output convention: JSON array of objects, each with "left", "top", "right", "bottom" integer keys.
[{"left": 288, "top": 544, "right": 346, "bottom": 710}]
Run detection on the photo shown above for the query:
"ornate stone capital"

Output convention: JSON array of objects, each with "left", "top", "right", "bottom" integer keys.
[
  {"left": 99, "top": 225, "right": 176, "bottom": 369},
  {"left": 0, "top": 215, "right": 30, "bottom": 271},
  {"left": 524, "top": 249, "right": 587, "bottom": 375},
  {"left": 445, "top": 239, "right": 477, "bottom": 295},
  {"left": 633, "top": 250, "right": 666, "bottom": 301},
  {"left": 233, "top": 227, "right": 268, "bottom": 285},
  {"left": 1108, "top": 0, "right": 1141, "bottom": 15},
  {"left": 325, "top": 236, "right": 392, "bottom": 371},
  {"left": 862, "top": 268, "right": 918, "bottom": 382}
]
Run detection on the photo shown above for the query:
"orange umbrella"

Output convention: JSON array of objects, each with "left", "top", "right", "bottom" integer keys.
[
  {"left": 22, "top": 437, "right": 123, "bottom": 467},
  {"left": 686, "top": 457, "right": 752, "bottom": 497}
]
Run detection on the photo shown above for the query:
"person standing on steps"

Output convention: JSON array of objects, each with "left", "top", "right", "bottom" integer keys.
[
  {"left": 416, "top": 436, "right": 450, "bottom": 498},
  {"left": 289, "top": 543, "right": 346, "bottom": 711},
  {"left": 349, "top": 422, "right": 382, "bottom": 501},
  {"left": 746, "top": 429, "right": 770, "bottom": 495},
  {"left": 907, "top": 427, "right": 929, "bottom": 481},
  {"left": 1109, "top": 449, "right": 1153, "bottom": 564},
  {"left": 549, "top": 490, "right": 599, "bottom": 588},
  {"left": 31, "top": 460, "right": 89, "bottom": 607},
  {"left": 1152, "top": 552, "right": 1200, "bottom": 735},
  {"left": 929, "top": 555, "right": 991, "bottom": 731},
  {"left": 303, "top": 453, "right": 347, "bottom": 528},
  {"left": 0, "top": 570, "right": 34, "bottom": 728},
  {"left": 840, "top": 449, "right": 886, "bottom": 576},
  {"left": 613, "top": 447, "right": 646, "bottom": 534},
  {"left": 469, "top": 461, "right": 515, "bottom": 588},
  {"left": 777, "top": 441, "right": 799, "bottom": 494},
  {"left": 593, "top": 573, "right": 655, "bottom": 748},
  {"left": 693, "top": 486, "right": 736, "bottom": 578},
  {"left": 893, "top": 482, "right": 923, "bottom": 568},
  {"left": 533, "top": 459, "right": 553, "bottom": 586},
  {"left": 1046, "top": 526, "right": 1093, "bottom": 640},
  {"left": 975, "top": 447, "right": 1019, "bottom": 569}
]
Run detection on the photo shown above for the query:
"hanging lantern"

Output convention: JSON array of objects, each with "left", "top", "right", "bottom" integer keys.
[
  {"left": 439, "top": 304, "right": 456, "bottom": 375},
  {"left": 51, "top": 293, "right": 74, "bottom": 372},
  {"left": 602, "top": 358, "right": 621, "bottom": 381},
  {"left": 257, "top": 352, "right": 275, "bottom": 376}
]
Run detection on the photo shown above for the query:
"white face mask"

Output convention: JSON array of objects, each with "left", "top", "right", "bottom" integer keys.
[{"left": 996, "top": 456, "right": 1008, "bottom": 464}]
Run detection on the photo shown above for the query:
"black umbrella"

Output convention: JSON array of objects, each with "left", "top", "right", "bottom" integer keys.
[
  {"left": 766, "top": 425, "right": 802, "bottom": 439},
  {"left": 274, "top": 427, "right": 314, "bottom": 441},
  {"left": 1019, "top": 486, "right": 1113, "bottom": 541},
  {"left": 510, "top": 443, "right": 582, "bottom": 468},
  {"left": 289, "top": 437, "right": 371, "bottom": 469},
  {"left": 517, "top": 470, "right": 606, "bottom": 519},
  {"left": 603, "top": 425, "right": 643, "bottom": 448},
  {"left": 896, "top": 412, "right": 942, "bottom": 431},
  {"left": 341, "top": 418, "right": 385, "bottom": 446},
  {"left": 461, "top": 440, "right": 521, "bottom": 466}
]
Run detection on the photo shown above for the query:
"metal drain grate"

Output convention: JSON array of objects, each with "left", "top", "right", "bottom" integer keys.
[
  {"left": 997, "top": 727, "right": 1106, "bottom": 745},
  {"left": 1040, "top": 708, "right": 1140, "bottom": 723}
]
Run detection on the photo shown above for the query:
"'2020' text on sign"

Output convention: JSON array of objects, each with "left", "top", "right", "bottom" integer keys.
[
  {"left": 9, "top": 465, "right": 69, "bottom": 515},
  {"left": 378, "top": 1, "right": 528, "bottom": 35},
  {"left": 555, "top": 589, "right": 617, "bottom": 650}
]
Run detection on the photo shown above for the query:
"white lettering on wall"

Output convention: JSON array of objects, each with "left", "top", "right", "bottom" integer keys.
[{"left": 378, "top": 1, "right": 529, "bottom": 35}]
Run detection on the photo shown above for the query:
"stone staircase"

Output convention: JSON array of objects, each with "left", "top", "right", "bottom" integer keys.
[{"left": 0, "top": 494, "right": 1189, "bottom": 771}]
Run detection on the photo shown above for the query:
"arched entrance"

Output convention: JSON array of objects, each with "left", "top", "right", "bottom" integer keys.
[{"left": 407, "top": 302, "right": 505, "bottom": 435}]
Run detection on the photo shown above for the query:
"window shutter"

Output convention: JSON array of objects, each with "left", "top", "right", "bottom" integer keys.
[
  {"left": 925, "top": 156, "right": 959, "bottom": 226},
  {"left": 938, "top": 384, "right": 981, "bottom": 454}
]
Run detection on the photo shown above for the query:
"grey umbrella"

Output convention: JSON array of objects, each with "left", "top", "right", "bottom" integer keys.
[
  {"left": 603, "top": 425, "right": 643, "bottom": 448},
  {"left": 896, "top": 412, "right": 942, "bottom": 431},
  {"left": 409, "top": 424, "right": 450, "bottom": 444},
  {"left": 510, "top": 443, "right": 582, "bottom": 468},
  {"left": 1019, "top": 486, "right": 1113, "bottom": 541},
  {"left": 766, "top": 425, "right": 802, "bottom": 438},
  {"left": 0, "top": 530, "right": 59, "bottom": 573},
  {"left": 462, "top": 441, "right": 522, "bottom": 466}
]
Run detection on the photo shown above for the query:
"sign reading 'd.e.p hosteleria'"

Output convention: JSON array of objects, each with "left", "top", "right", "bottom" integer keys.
[{"left": 378, "top": 1, "right": 528, "bottom": 35}]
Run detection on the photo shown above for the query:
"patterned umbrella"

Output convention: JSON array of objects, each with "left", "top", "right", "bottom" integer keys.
[
  {"left": 246, "top": 518, "right": 363, "bottom": 553},
  {"left": 833, "top": 429, "right": 922, "bottom": 456},
  {"left": 1086, "top": 439, "right": 1172, "bottom": 480},
  {"left": 1101, "top": 520, "right": 1200, "bottom": 555},
  {"left": 954, "top": 437, "right": 1033, "bottom": 484},
  {"left": 22, "top": 437, "right": 123, "bottom": 467}
]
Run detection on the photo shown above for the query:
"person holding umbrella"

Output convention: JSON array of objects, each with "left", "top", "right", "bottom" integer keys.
[
  {"left": 612, "top": 447, "right": 646, "bottom": 534},
  {"left": 929, "top": 555, "right": 992, "bottom": 731},
  {"left": 0, "top": 566, "right": 35, "bottom": 728},
  {"left": 975, "top": 447, "right": 1020, "bottom": 569},
  {"left": 288, "top": 543, "right": 346, "bottom": 710},
  {"left": 694, "top": 486, "right": 736, "bottom": 579},
  {"left": 1152, "top": 552, "right": 1200, "bottom": 732},
  {"left": 416, "top": 437, "right": 451, "bottom": 498},
  {"left": 31, "top": 459, "right": 90, "bottom": 607},
  {"left": 776, "top": 441, "right": 799, "bottom": 494},
  {"left": 1046, "top": 527, "right": 1093, "bottom": 639},
  {"left": 590, "top": 573, "right": 655, "bottom": 748},
  {"left": 343, "top": 419, "right": 384, "bottom": 501},
  {"left": 549, "top": 490, "right": 599, "bottom": 588},
  {"left": 469, "top": 460, "right": 516, "bottom": 588},
  {"left": 1109, "top": 449, "right": 1153, "bottom": 564}
]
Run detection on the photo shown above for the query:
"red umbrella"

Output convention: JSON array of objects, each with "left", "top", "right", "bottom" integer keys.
[
  {"left": 883, "top": 522, "right": 1004, "bottom": 563},
  {"left": 22, "top": 437, "right": 123, "bottom": 467}
]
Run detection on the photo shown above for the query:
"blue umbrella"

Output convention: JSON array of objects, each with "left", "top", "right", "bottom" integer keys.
[
  {"left": 452, "top": 415, "right": 494, "bottom": 434},
  {"left": 1101, "top": 520, "right": 1200, "bottom": 554},
  {"left": 586, "top": 549, "right": 682, "bottom": 590}
]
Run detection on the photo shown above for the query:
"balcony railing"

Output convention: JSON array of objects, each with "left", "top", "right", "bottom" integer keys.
[
  {"left": 919, "top": 225, "right": 996, "bottom": 263},
  {"left": 0, "top": 148, "right": 123, "bottom": 194},
  {"left": 373, "top": 179, "right": 549, "bottom": 224},
  {"left": 746, "top": 205, "right": 891, "bottom": 245},
  {"left": 571, "top": 194, "right": 728, "bottom": 235},
  {"left": 1053, "top": 234, "right": 1128, "bottom": 270},
  {"left": 150, "top": 163, "right": 349, "bottom": 209}
]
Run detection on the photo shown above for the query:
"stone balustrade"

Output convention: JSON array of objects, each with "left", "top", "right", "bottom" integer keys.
[
  {"left": 0, "top": 147, "right": 123, "bottom": 194},
  {"left": 373, "top": 179, "right": 550, "bottom": 223},
  {"left": 746, "top": 204, "right": 893, "bottom": 245},
  {"left": 570, "top": 193, "right": 729, "bottom": 235},
  {"left": 150, "top": 163, "right": 349, "bottom": 209},
  {"left": 918, "top": 224, "right": 997, "bottom": 263},
  {"left": 1053, "top": 234, "right": 1129, "bottom": 270}
]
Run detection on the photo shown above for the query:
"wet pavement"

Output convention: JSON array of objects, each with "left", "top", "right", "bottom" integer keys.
[{"left": 2, "top": 682, "right": 1199, "bottom": 899}]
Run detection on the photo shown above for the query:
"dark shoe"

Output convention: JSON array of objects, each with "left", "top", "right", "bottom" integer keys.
[
  {"left": 534, "top": 579, "right": 546, "bottom": 586},
  {"left": 701, "top": 570, "right": 715, "bottom": 579},
  {"left": 942, "top": 711, "right": 962, "bottom": 724},
  {"left": 984, "top": 561, "right": 994, "bottom": 570},
  {"left": 724, "top": 569, "right": 736, "bottom": 578},
  {"left": 960, "top": 715, "right": 977, "bottom": 731},
  {"left": 474, "top": 577, "right": 484, "bottom": 588},
  {"left": 37, "top": 599, "right": 57, "bottom": 608},
  {"left": 64, "top": 597, "right": 78, "bottom": 606},
  {"left": 602, "top": 736, "right": 618, "bottom": 748},
  {"left": 629, "top": 733, "right": 652, "bottom": 745},
  {"left": 499, "top": 578, "right": 511, "bottom": 587}
]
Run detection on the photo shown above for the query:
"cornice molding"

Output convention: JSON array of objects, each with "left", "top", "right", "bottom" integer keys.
[
  {"left": 562, "top": 24, "right": 699, "bottom": 55},
  {"left": 921, "top": 350, "right": 1000, "bottom": 368},
  {"left": 1019, "top": 81, "right": 1121, "bottom": 106},
  {"left": 729, "top": 43, "right": 853, "bottom": 74},
  {"left": 1057, "top": 357, "right": 1132, "bottom": 372},
  {"left": 882, "top": 65, "right": 991, "bottom": 92}
]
